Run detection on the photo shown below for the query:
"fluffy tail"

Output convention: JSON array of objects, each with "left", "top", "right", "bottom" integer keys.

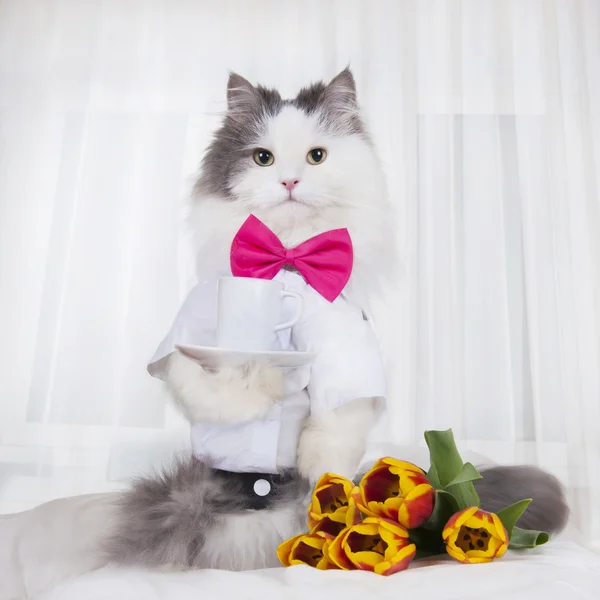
[
  {"left": 475, "top": 465, "right": 569, "bottom": 534},
  {"left": 104, "top": 458, "right": 230, "bottom": 569},
  {"left": 104, "top": 457, "right": 307, "bottom": 570}
]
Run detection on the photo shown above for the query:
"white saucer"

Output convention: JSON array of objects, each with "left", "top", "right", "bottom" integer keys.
[{"left": 175, "top": 344, "right": 315, "bottom": 369}]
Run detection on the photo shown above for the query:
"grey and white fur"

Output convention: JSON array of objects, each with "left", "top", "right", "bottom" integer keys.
[
  {"left": 104, "top": 69, "right": 568, "bottom": 572},
  {"left": 106, "top": 459, "right": 309, "bottom": 570}
]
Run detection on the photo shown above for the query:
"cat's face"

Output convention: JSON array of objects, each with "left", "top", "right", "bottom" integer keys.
[
  {"left": 193, "top": 69, "right": 394, "bottom": 289},
  {"left": 197, "top": 69, "right": 384, "bottom": 223}
]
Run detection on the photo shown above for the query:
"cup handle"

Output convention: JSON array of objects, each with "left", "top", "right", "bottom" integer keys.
[{"left": 274, "top": 290, "right": 303, "bottom": 332}]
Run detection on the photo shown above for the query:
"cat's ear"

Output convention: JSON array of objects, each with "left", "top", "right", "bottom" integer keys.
[
  {"left": 323, "top": 67, "right": 358, "bottom": 111},
  {"left": 227, "top": 72, "right": 258, "bottom": 113},
  {"left": 318, "top": 68, "right": 362, "bottom": 133}
]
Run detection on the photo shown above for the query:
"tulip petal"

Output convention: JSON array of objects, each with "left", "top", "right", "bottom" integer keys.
[
  {"left": 297, "top": 536, "right": 325, "bottom": 549},
  {"left": 491, "top": 513, "right": 509, "bottom": 543},
  {"left": 442, "top": 506, "right": 478, "bottom": 539},
  {"left": 397, "top": 473, "right": 419, "bottom": 496},
  {"left": 383, "top": 458, "right": 426, "bottom": 475},
  {"left": 327, "top": 528, "right": 354, "bottom": 570},
  {"left": 349, "top": 551, "right": 381, "bottom": 570},
  {"left": 381, "top": 496, "right": 404, "bottom": 521},
  {"left": 316, "top": 540, "right": 339, "bottom": 570},
  {"left": 362, "top": 466, "right": 398, "bottom": 503},
  {"left": 457, "top": 544, "right": 497, "bottom": 561},
  {"left": 290, "top": 544, "right": 311, "bottom": 566},
  {"left": 446, "top": 544, "right": 468, "bottom": 563},
  {"left": 444, "top": 527, "right": 461, "bottom": 553},
  {"left": 495, "top": 543, "right": 508, "bottom": 559},
  {"left": 346, "top": 506, "right": 362, "bottom": 526},
  {"left": 373, "top": 561, "right": 392, "bottom": 575},
  {"left": 399, "top": 484, "right": 435, "bottom": 528},
  {"left": 310, "top": 516, "right": 346, "bottom": 538},
  {"left": 381, "top": 536, "right": 411, "bottom": 563},
  {"left": 458, "top": 554, "right": 494, "bottom": 564},
  {"left": 375, "top": 543, "right": 416, "bottom": 575},
  {"left": 277, "top": 534, "right": 302, "bottom": 567},
  {"left": 465, "top": 511, "right": 489, "bottom": 530},
  {"left": 349, "top": 521, "right": 380, "bottom": 537},
  {"left": 488, "top": 536, "right": 506, "bottom": 558},
  {"left": 377, "top": 518, "right": 410, "bottom": 540}
]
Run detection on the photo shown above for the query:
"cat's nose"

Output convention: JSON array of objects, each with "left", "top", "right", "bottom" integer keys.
[{"left": 281, "top": 179, "right": 299, "bottom": 191}]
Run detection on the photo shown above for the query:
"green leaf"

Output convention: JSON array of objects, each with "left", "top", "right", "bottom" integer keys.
[
  {"left": 446, "top": 481, "right": 480, "bottom": 510},
  {"left": 509, "top": 526, "right": 550, "bottom": 549},
  {"left": 496, "top": 499, "right": 532, "bottom": 538},
  {"left": 426, "top": 463, "right": 442, "bottom": 489},
  {"left": 421, "top": 489, "right": 460, "bottom": 532},
  {"left": 424, "top": 429, "right": 480, "bottom": 510},
  {"left": 437, "top": 489, "right": 461, "bottom": 510},
  {"left": 446, "top": 463, "right": 483, "bottom": 487},
  {"left": 424, "top": 430, "right": 464, "bottom": 487}
]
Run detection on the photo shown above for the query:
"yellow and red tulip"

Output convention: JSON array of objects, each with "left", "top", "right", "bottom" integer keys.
[
  {"left": 355, "top": 458, "right": 435, "bottom": 529},
  {"left": 308, "top": 474, "right": 361, "bottom": 530},
  {"left": 328, "top": 517, "right": 416, "bottom": 575},
  {"left": 442, "top": 506, "right": 509, "bottom": 564},
  {"left": 277, "top": 532, "right": 338, "bottom": 570}
]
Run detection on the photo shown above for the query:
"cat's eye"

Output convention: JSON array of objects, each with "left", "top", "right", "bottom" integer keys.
[
  {"left": 307, "top": 148, "right": 327, "bottom": 165},
  {"left": 253, "top": 149, "right": 274, "bottom": 166}
]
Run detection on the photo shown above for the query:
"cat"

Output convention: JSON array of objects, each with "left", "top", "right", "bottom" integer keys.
[
  {"left": 103, "top": 69, "right": 569, "bottom": 572},
  {"left": 105, "top": 67, "right": 391, "bottom": 570}
]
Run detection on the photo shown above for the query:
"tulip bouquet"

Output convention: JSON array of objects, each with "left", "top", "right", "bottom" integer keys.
[{"left": 278, "top": 429, "right": 549, "bottom": 575}]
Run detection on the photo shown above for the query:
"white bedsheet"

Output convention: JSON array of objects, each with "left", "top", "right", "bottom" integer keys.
[{"left": 36, "top": 541, "right": 600, "bottom": 600}]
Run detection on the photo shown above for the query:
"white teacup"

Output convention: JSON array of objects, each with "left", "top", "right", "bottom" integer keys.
[{"left": 216, "top": 276, "right": 303, "bottom": 351}]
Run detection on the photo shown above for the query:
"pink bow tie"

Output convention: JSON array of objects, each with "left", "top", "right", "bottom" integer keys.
[{"left": 230, "top": 215, "right": 353, "bottom": 302}]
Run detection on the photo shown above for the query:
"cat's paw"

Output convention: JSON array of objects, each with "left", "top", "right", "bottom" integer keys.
[
  {"left": 165, "top": 353, "right": 284, "bottom": 424},
  {"left": 296, "top": 418, "right": 363, "bottom": 483},
  {"left": 296, "top": 398, "right": 378, "bottom": 483}
]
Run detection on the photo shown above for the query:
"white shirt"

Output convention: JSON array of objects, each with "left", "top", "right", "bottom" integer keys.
[{"left": 148, "top": 270, "right": 387, "bottom": 474}]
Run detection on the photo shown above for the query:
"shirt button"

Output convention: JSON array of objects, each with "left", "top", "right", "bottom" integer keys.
[{"left": 253, "top": 478, "right": 271, "bottom": 497}]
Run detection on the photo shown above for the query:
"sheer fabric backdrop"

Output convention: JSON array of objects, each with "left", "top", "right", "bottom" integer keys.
[{"left": 0, "top": 0, "right": 598, "bottom": 546}]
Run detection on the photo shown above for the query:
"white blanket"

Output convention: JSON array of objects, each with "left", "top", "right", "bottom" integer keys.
[{"left": 35, "top": 541, "right": 600, "bottom": 600}]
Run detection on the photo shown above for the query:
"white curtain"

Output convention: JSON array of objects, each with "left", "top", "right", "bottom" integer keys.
[{"left": 0, "top": 0, "right": 598, "bottom": 547}]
